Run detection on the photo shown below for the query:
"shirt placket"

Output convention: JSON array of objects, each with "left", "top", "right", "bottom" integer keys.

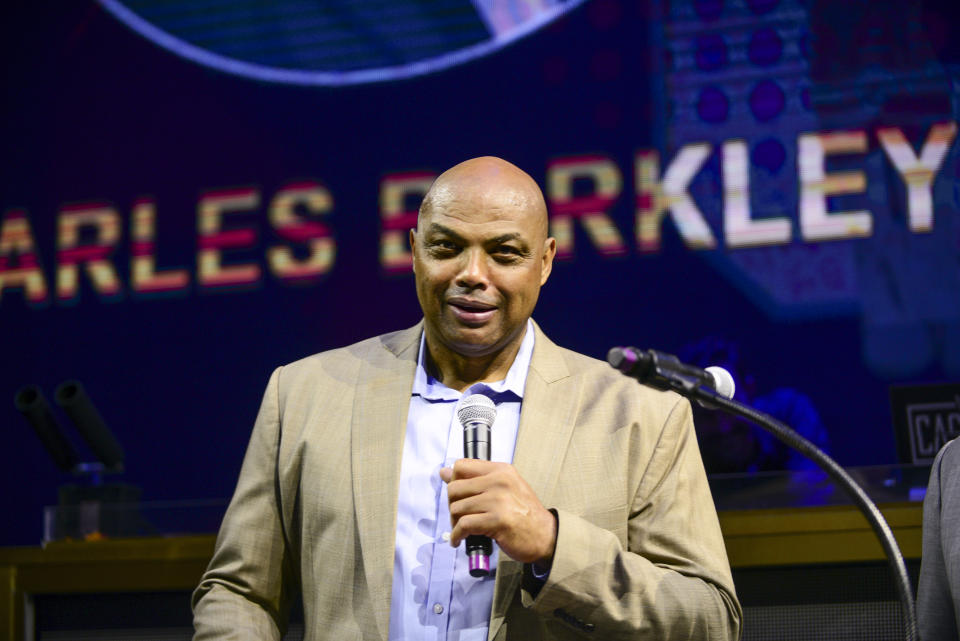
[{"left": 423, "top": 404, "right": 461, "bottom": 641}]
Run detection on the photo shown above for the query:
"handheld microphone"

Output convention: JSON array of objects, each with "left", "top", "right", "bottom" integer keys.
[{"left": 456, "top": 393, "right": 496, "bottom": 577}]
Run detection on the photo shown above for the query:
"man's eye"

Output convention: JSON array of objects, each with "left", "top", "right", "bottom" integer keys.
[
  {"left": 493, "top": 247, "right": 522, "bottom": 261},
  {"left": 429, "top": 240, "right": 458, "bottom": 253}
]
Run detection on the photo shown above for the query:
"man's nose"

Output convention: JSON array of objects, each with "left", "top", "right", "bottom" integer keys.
[{"left": 455, "top": 248, "right": 489, "bottom": 288}]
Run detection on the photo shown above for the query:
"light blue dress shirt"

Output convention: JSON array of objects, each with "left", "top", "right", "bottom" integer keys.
[{"left": 388, "top": 320, "right": 535, "bottom": 641}]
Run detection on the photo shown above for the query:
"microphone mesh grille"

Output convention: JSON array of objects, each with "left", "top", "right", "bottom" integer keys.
[
  {"left": 456, "top": 393, "right": 497, "bottom": 427},
  {"left": 705, "top": 366, "right": 736, "bottom": 400}
]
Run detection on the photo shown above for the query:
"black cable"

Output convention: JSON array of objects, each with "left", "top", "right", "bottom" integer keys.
[{"left": 696, "top": 388, "right": 918, "bottom": 641}]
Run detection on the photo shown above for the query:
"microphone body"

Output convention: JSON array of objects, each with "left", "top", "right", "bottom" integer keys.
[
  {"left": 463, "top": 421, "right": 491, "bottom": 461},
  {"left": 456, "top": 394, "right": 496, "bottom": 578}
]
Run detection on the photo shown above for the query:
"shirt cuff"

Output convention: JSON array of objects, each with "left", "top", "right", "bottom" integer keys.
[
  {"left": 526, "top": 508, "right": 558, "bottom": 584},
  {"left": 530, "top": 562, "right": 551, "bottom": 581}
]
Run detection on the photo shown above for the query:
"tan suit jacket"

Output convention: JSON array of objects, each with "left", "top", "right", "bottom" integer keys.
[{"left": 193, "top": 322, "right": 741, "bottom": 640}]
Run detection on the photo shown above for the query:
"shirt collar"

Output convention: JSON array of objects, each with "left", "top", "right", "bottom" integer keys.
[{"left": 412, "top": 319, "right": 536, "bottom": 402}]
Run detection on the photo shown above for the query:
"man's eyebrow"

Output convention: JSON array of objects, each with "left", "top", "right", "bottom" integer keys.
[
  {"left": 425, "top": 223, "right": 466, "bottom": 243},
  {"left": 426, "top": 224, "right": 530, "bottom": 249},
  {"left": 487, "top": 233, "right": 527, "bottom": 247}
]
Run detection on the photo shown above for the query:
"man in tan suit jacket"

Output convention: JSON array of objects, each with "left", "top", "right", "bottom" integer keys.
[{"left": 193, "top": 157, "right": 741, "bottom": 640}]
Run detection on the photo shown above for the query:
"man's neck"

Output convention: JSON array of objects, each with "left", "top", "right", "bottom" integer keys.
[{"left": 424, "top": 328, "right": 527, "bottom": 393}]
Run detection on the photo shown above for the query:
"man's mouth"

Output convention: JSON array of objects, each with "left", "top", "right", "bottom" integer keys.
[{"left": 447, "top": 297, "right": 497, "bottom": 324}]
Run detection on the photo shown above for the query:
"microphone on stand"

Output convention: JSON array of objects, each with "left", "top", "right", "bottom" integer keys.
[
  {"left": 701, "top": 366, "right": 736, "bottom": 407},
  {"left": 456, "top": 394, "right": 497, "bottom": 577},
  {"left": 607, "top": 346, "right": 735, "bottom": 406}
]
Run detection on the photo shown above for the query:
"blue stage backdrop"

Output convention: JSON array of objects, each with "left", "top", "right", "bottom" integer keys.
[{"left": 3, "top": 0, "right": 959, "bottom": 545}]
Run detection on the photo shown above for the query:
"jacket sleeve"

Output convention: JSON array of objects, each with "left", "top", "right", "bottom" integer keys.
[
  {"left": 192, "top": 367, "right": 297, "bottom": 640},
  {"left": 522, "top": 396, "right": 742, "bottom": 640},
  {"left": 917, "top": 440, "right": 960, "bottom": 641}
]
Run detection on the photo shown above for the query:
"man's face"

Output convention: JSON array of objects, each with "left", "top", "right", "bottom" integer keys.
[{"left": 411, "top": 180, "right": 555, "bottom": 358}]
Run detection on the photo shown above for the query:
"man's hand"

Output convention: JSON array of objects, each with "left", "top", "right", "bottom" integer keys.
[{"left": 439, "top": 459, "right": 557, "bottom": 566}]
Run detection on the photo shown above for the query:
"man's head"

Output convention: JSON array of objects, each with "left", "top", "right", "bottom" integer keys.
[{"left": 410, "top": 156, "right": 556, "bottom": 360}]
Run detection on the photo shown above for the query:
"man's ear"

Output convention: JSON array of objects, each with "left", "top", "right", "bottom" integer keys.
[
  {"left": 540, "top": 237, "right": 556, "bottom": 285},
  {"left": 409, "top": 228, "right": 417, "bottom": 273}
]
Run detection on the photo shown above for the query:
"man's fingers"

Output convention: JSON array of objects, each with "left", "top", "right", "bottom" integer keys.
[
  {"left": 450, "top": 458, "right": 499, "bottom": 479},
  {"left": 448, "top": 492, "right": 497, "bottom": 523},
  {"left": 448, "top": 491, "right": 508, "bottom": 542},
  {"left": 445, "top": 475, "right": 496, "bottom": 503},
  {"left": 449, "top": 513, "right": 495, "bottom": 547},
  {"left": 440, "top": 461, "right": 556, "bottom": 563}
]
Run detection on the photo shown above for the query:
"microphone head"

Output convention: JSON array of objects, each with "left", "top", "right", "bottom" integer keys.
[
  {"left": 456, "top": 393, "right": 496, "bottom": 427},
  {"left": 705, "top": 366, "right": 736, "bottom": 400}
]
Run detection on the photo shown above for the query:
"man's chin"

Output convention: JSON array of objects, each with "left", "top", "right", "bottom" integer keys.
[
  {"left": 440, "top": 327, "right": 508, "bottom": 357},
  {"left": 428, "top": 317, "right": 527, "bottom": 358},
  {"left": 448, "top": 335, "right": 502, "bottom": 357}
]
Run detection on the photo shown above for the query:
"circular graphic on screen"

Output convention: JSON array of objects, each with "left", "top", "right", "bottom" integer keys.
[{"left": 98, "top": 0, "right": 585, "bottom": 86}]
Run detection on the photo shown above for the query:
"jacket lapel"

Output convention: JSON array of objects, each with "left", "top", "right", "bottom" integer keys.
[
  {"left": 488, "top": 322, "right": 579, "bottom": 640},
  {"left": 351, "top": 323, "right": 421, "bottom": 641}
]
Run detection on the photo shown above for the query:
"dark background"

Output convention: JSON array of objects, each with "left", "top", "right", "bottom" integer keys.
[{"left": 3, "top": 0, "right": 959, "bottom": 545}]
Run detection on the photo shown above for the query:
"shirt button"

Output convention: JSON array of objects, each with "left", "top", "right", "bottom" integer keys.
[
  {"left": 441, "top": 532, "right": 451, "bottom": 542},
  {"left": 433, "top": 603, "right": 444, "bottom": 615}
]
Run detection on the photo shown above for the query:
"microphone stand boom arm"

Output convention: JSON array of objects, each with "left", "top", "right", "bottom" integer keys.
[
  {"left": 609, "top": 348, "right": 918, "bottom": 641},
  {"left": 705, "top": 392, "right": 917, "bottom": 641}
]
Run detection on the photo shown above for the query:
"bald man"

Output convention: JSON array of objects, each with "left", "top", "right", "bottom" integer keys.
[{"left": 193, "top": 157, "right": 741, "bottom": 640}]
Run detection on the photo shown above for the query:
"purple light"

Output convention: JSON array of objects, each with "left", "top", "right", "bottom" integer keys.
[
  {"left": 748, "top": 28, "right": 783, "bottom": 66},
  {"left": 696, "top": 34, "right": 728, "bottom": 71},
  {"left": 746, "top": 0, "right": 779, "bottom": 15},
  {"left": 799, "top": 29, "right": 811, "bottom": 59},
  {"left": 752, "top": 138, "right": 786, "bottom": 174},
  {"left": 694, "top": 0, "right": 724, "bottom": 21},
  {"left": 697, "top": 86, "right": 730, "bottom": 123},
  {"left": 749, "top": 80, "right": 785, "bottom": 121}
]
